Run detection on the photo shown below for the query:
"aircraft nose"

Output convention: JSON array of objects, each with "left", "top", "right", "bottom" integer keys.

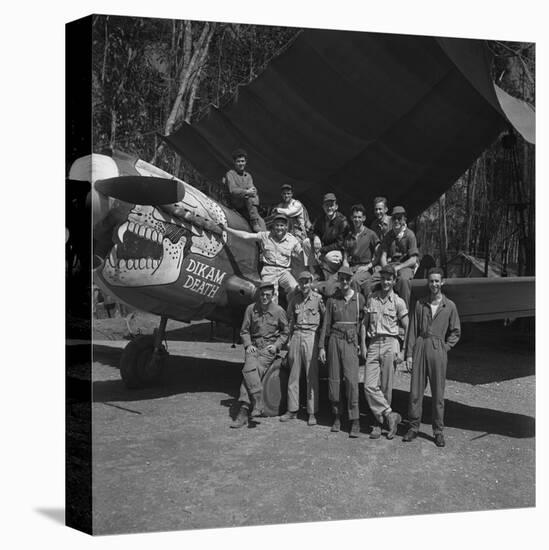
[{"left": 94, "top": 176, "right": 185, "bottom": 205}]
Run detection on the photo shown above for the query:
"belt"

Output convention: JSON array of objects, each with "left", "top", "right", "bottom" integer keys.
[
  {"left": 252, "top": 337, "right": 276, "bottom": 347},
  {"left": 262, "top": 263, "right": 290, "bottom": 269},
  {"left": 370, "top": 334, "right": 398, "bottom": 341}
]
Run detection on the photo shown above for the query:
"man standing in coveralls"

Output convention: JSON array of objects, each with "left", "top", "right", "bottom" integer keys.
[
  {"left": 319, "top": 266, "right": 367, "bottom": 438},
  {"left": 231, "top": 281, "right": 289, "bottom": 428},
  {"left": 364, "top": 265, "right": 408, "bottom": 439},
  {"left": 223, "top": 148, "right": 266, "bottom": 232},
  {"left": 403, "top": 267, "right": 461, "bottom": 447},
  {"left": 280, "top": 271, "right": 325, "bottom": 426}
]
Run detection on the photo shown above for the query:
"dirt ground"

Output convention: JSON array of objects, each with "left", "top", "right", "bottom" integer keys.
[{"left": 86, "top": 314, "right": 535, "bottom": 535}]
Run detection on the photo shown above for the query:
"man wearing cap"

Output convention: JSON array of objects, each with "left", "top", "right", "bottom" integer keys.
[
  {"left": 310, "top": 193, "right": 351, "bottom": 279},
  {"left": 403, "top": 267, "right": 461, "bottom": 447},
  {"left": 231, "top": 281, "right": 289, "bottom": 428},
  {"left": 224, "top": 212, "right": 302, "bottom": 302},
  {"left": 344, "top": 203, "right": 380, "bottom": 296},
  {"left": 318, "top": 265, "right": 367, "bottom": 438},
  {"left": 380, "top": 206, "right": 419, "bottom": 306},
  {"left": 222, "top": 148, "right": 266, "bottom": 232},
  {"left": 273, "top": 184, "right": 307, "bottom": 241},
  {"left": 363, "top": 264, "right": 408, "bottom": 439},
  {"left": 280, "top": 271, "right": 326, "bottom": 426}
]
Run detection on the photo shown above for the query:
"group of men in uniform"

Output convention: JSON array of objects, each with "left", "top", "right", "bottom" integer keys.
[{"left": 223, "top": 149, "right": 461, "bottom": 447}]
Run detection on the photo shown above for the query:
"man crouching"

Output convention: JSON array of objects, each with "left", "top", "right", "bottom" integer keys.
[{"left": 231, "top": 281, "right": 289, "bottom": 428}]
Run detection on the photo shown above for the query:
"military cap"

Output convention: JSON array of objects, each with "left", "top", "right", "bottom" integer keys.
[
  {"left": 280, "top": 183, "right": 293, "bottom": 190},
  {"left": 271, "top": 212, "right": 288, "bottom": 222},
  {"left": 298, "top": 271, "right": 313, "bottom": 281},
  {"left": 391, "top": 205, "right": 406, "bottom": 216},
  {"left": 323, "top": 192, "right": 337, "bottom": 202},
  {"left": 380, "top": 264, "right": 397, "bottom": 277},
  {"left": 232, "top": 148, "right": 248, "bottom": 159},
  {"left": 337, "top": 265, "right": 353, "bottom": 278},
  {"left": 259, "top": 281, "right": 275, "bottom": 290}
]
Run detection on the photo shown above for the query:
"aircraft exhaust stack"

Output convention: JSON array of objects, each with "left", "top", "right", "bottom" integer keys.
[
  {"left": 94, "top": 176, "right": 186, "bottom": 205},
  {"left": 224, "top": 275, "right": 259, "bottom": 305}
]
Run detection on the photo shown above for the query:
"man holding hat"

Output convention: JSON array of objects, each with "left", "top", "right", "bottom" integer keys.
[
  {"left": 379, "top": 205, "right": 419, "bottom": 307},
  {"left": 231, "top": 280, "right": 289, "bottom": 428},
  {"left": 309, "top": 193, "right": 351, "bottom": 279},
  {"left": 318, "top": 265, "right": 367, "bottom": 438},
  {"left": 363, "top": 264, "right": 408, "bottom": 439},
  {"left": 222, "top": 148, "right": 266, "bottom": 232},
  {"left": 280, "top": 270, "right": 325, "bottom": 426},
  {"left": 224, "top": 212, "right": 302, "bottom": 302}
]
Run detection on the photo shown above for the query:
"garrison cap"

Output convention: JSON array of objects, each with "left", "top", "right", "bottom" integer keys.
[
  {"left": 280, "top": 183, "right": 293, "bottom": 190},
  {"left": 391, "top": 205, "right": 406, "bottom": 216},
  {"left": 337, "top": 265, "right": 353, "bottom": 278},
  {"left": 323, "top": 192, "right": 337, "bottom": 202},
  {"left": 271, "top": 212, "right": 288, "bottom": 222},
  {"left": 259, "top": 281, "right": 275, "bottom": 291},
  {"left": 380, "top": 264, "right": 397, "bottom": 277},
  {"left": 298, "top": 271, "right": 313, "bottom": 281}
]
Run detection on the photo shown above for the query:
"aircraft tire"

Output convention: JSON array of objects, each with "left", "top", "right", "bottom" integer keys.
[
  {"left": 120, "top": 335, "right": 166, "bottom": 389},
  {"left": 261, "top": 358, "right": 289, "bottom": 417}
]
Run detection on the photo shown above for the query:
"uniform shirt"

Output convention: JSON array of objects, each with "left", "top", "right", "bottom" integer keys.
[
  {"left": 406, "top": 294, "right": 461, "bottom": 357},
  {"left": 381, "top": 226, "right": 419, "bottom": 263},
  {"left": 365, "top": 290, "right": 408, "bottom": 339},
  {"left": 312, "top": 212, "right": 350, "bottom": 254},
  {"left": 319, "top": 290, "right": 365, "bottom": 347},
  {"left": 240, "top": 301, "right": 289, "bottom": 350},
  {"left": 371, "top": 215, "right": 392, "bottom": 240},
  {"left": 258, "top": 231, "right": 302, "bottom": 268},
  {"left": 223, "top": 169, "right": 255, "bottom": 210},
  {"left": 287, "top": 289, "right": 325, "bottom": 333},
  {"left": 346, "top": 226, "right": 380, "bottom": 265},
  {"left": 275, "top": 198, "right": 306, "bottom": 239}
]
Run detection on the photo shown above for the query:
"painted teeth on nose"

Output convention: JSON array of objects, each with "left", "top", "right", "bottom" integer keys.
[
  {"left": 146, "top": 258, "right": 152, "bottom": 268},
  {"left": 152, "top": 259, "right": 158, "bottom": 269},
  {"left": 118, "top": 259, "right": 126, "bottom": 269},
  {"left": 139, "top": 258, "right": 146, "bottom": 269},
  {"left": 127, "top": 259, "right": 134, "bottom": 269},
  {"left": 138, "top": 226, "right": 146, "bottom": 237},
  {"left": 158, "top": 232, "right": 163, "bottom": 244},
  {"left": 128, "top": 222, "right": 135, "bottom": 233},
  {"left": 145, "top": 228, "right": 152, "bottom": 240}
]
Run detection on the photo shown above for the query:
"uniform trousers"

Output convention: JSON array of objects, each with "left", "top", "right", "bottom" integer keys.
[
  {"left": 408, "top": 336, "right": 447, "bottom": 434},
  {"left": 287, "top": 330, "right": 319, "bottom": 414},
  {"left": 238, "top": 346, "right": 277, "bottom": 405},
  {"left": 394, "top": 266, "right": 414, "bottom": 307},
  {"left": 261, "top": 266, "right": 298, "bottom": 303},
  {"left": 364, "top": 336, "right": 399, "bottom": 423},
  {"left": 327, "top": 330, "right": 359, "bottom": 420}
]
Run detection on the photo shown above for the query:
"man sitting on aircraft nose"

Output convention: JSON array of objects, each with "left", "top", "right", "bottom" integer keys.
[
  {"left": 222, "top": 148, "right": 266, "bottom": 232},
  {"left": 224, "top": 213, "right": 302, "bottom": 303},
  {"left": 379, "top": 206, "right": 419, "bottom": 307},
  {"left": 231, "top": 281, "right": 290, "bottom": 428}
]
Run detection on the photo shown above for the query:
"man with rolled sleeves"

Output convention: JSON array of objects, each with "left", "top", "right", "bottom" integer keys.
[
  {"left": 344, "top": 203, "right": 380, "bottom": 297},
  {"left": 225, "top": 212, "right": 302, "bottom": 302},
  {"left": 370, "top": 196, "right": 392, "bottom": 240},
  {"left": 403, "top": 267, "right": 461, "bottom": 447},
  {"left": 319, "top": 266, "right": 367, "bottom": 438},
  {"left": 380, "top": 206, "right": 419, "bottom": 307},
  {"left": 364, "top": 265, "right": 408, "bottom": 439},
  {"left": 280, "top": 271, "right": 325, "bottom": 426},
  {"left": 222, "top": 148, "right": 266, "bottom": 232},
  {"left": 231, "top": 281, "right": 289, "bottom": 428}
]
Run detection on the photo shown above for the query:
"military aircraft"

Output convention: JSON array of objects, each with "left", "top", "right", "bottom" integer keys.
[{"left": 70, "top": 30, "right": 535, "bottom": 415}]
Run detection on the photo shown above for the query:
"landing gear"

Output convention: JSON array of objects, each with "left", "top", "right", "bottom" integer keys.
[{"left": 120, "top": 316, "right": 169, "bottom": 389}]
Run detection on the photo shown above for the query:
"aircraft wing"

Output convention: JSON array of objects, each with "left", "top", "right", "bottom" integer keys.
[
  {"left": 165, "top": 30, "right": 534, "bottom": 218},
  {"left": 411, "top": 276, "right": 535, "bottom": 322}
]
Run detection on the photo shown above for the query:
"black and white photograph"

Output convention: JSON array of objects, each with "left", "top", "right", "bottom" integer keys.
[{"left": 7, "top": 1, "right": 545, "bottom": 548}]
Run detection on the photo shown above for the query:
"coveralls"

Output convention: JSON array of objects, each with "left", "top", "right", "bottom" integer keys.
[
  {"left": 364, "top": 290, "right": 408, "bottom": 424},
  {"left": 319, "top": 290, "right": 365, "bottom": 420},
  {"left": 223, "top": 169, "right": 266, "bottom": 231},
  {"left": 286, "top": 289, "right": 325, "bottom": 414},
  {"left": 406, "top": 295, "right": 461, "bottom": 434},
  {"left": 238, "top": 301, "right": 289, "bottom": 406},
  {"left": 380, "top": 226, "right": 419, "bottom": 306}
]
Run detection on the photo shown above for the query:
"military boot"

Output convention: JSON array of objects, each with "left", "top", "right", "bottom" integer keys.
[
  {"left": 349, "top": 419, "right": 360, "bottom": 438},
  {"left": 330, "top": 402, "right": 341, "bottom": 432},
  {"left": 230, "top": 404, "right": 249, "bottom": 429},
  {"left": 250, "top": 391, "right": 264, "bottom": 418}
]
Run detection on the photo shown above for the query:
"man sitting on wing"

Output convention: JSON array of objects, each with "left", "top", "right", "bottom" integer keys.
[
  {"left": 379, "top": 206, "right": 419, "bottom": 307},
  {"left": 225, "top": 212, "right": 302, "bottom": 302}
]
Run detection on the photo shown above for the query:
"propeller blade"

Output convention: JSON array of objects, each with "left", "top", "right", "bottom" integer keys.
[{"left": 94, "top": 176, "right": 185, "bottom": 205}]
